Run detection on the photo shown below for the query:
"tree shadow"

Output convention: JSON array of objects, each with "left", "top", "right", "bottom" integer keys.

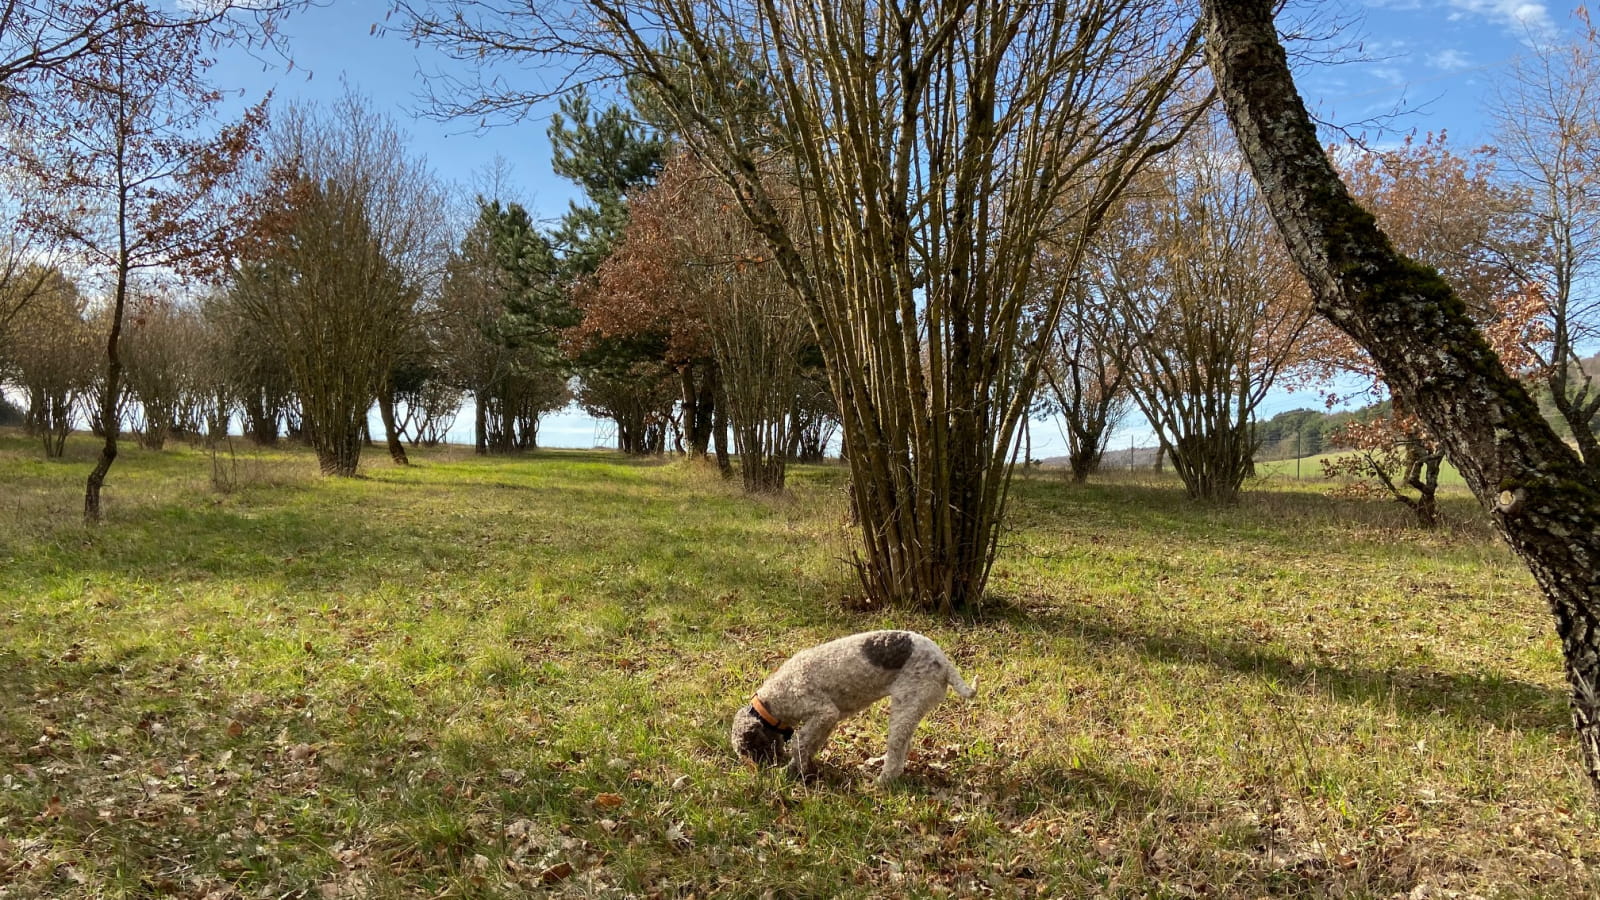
[
  {"left": 997, "top": 599, "right": 1569, "bottom": 735},
  {"left": 1006, "top": 475, "right": 1496, "bottom": 561}
]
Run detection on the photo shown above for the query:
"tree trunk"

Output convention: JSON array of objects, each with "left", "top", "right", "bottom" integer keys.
[
  {"left": 43, "top": 393, "right": 70, "bottom": 459},
  {"left": 25, "top": 385, "right": 43, "bottom": 435},
  {"left": 377, "top": 377, "right": 410, "bottom": 466},
  {"left": 1550, "top": 369, "right": 1600, "bottom": 474},
  {"left": 680, "top": 364, "right": 715, "bottom": 458},
  {"left": 1069, "top": 451, "right": 1093, "bottom": 485},
  {"left": 85, "top": 245, "right": 131, "bottom": 523},
  {"left": 474, "top": 389, "right": 488, "bottom": 455},
  {"left": 492, "top": 395, "right": 512, "bottom": 451},
  {"left": 313, "top": 425, "right": 363, "bottom": 477},
  {"left": 711, "top": 367, "right": 732, "bottom": 478},
  {"left": 1203, "top": 0, "right": 1600, "bottom": 792},
  {"left": 1402, "top": 446, "right": 1443, "bottom": 529},
  {"left": 244, "top": 391, "right": 279, "bottom": 444}
]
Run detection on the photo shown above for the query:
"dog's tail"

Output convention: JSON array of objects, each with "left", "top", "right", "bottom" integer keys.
[{"left": 946, "top": 664, "right": 977, "bottom": 701}]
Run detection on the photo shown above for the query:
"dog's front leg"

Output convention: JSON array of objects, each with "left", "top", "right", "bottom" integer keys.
[{"left": 786, "top": 709, "right": 840, "bottom": 780}]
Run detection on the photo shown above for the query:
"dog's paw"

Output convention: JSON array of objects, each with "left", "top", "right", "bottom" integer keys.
[{"left": 785, "top": 763, "right": 820, "bottom": 784}]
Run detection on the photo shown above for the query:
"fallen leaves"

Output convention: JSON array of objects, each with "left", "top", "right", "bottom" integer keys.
[
  {"left": 539, "top": 861, "right": 574, "bottom": 884},
  {"left": 2, "top": 450, "right": 1598, "bottom": 898}
]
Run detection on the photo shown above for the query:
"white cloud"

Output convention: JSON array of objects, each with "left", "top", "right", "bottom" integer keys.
[
  {"left": 1428, "top": 47, "right": 1473, "bottom": 70},
  {"left": 1366, "top": 0, "right": 1555, "bottom": 35},
  {"left": 1367, "top": 65, "right": 1409, "bottom": 85},
  {"left": 1444, "top": 1, "right": 1555, "bottom": 34}
]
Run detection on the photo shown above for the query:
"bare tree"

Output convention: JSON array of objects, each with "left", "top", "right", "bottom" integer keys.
[
  {"left": 571, "top": 351, "right": 678, "bottom": 453},
  {"left": 199, "top": 288, "right": 294, "bottom": 444},
  {"left": 1039, "top": 277, "right": 1132, "bottom": 484},
  {"left": 3, "top": 266, "right": 96, "bottom": 457},
  {"left": 1490, "top": 17, "right": 1600, "bottom": 468},
  {"left": 232, "top": 94, "right": 448, "bottom": 477},
  {"left": 188, "top": 297, "right": 238, "bottom": 442},
  {"left": 1201, "top": 0, "right": 1600, "bottom": 793},
  {"left": 400, "top": 0, "right": 1208, "bottom": 611},
  {"left": 0, "top": 1, "right": 301, "bottom": 93},
  {"left": 121, "top": 295, "right": 210, "bottom": 450},
  {"left": 1091, "top": 110, "right": 1316, "bottom": 502}
]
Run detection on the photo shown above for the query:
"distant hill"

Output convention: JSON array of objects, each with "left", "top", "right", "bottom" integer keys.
[{"left": 1090, "top": 444, "right": 1164, "bottom": 471}]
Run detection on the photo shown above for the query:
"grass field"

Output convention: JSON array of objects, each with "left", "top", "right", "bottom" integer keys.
[
  {"left": 1, "top": 432, "right": 1596, "bottom": 898},
  {"left": 1252, "top": 452, "right": 1468, "bottom": 487}
]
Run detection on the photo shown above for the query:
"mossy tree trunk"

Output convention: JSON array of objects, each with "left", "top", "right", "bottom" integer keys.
[{"left": 1202, "top": 0, "right": 1600, "bottom": 792}]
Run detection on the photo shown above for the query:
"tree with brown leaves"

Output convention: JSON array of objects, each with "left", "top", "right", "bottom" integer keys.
[
  {"left": 593, "top": 152, "right": 811, "bottom": 491},
  {"left": 233, "top": 95, "right": 448, "bottom": 477},
  {"left": 7, "top": 4, "right": 268, "bottom": 522},
  {"left": 1319, "top": 135, "right": 1546, "bottom": 527}
]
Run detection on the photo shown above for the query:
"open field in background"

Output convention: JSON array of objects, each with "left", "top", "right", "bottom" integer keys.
[
  {"left": 1251, "top": 453, "right": 1469, "bottom": 488},
  {"left": 1, "top": 431, "right": 1595, "bottom": 898}
]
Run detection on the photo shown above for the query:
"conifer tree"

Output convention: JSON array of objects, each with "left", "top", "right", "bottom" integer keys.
[
  {"left": 546, "top": 90, "right": 697, "bottom": 456},
  {"left": 439, "top": 197, "right": 571, "bottom": 453}
]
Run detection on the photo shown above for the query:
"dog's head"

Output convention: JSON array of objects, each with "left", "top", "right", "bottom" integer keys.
[{"left": 731, "top": 705, "right": 789, "bottom": 766}]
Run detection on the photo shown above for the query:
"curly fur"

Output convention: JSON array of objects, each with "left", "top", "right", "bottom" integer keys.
[{"left": 730, "top": 630, "right": 976, "bottom": 785}]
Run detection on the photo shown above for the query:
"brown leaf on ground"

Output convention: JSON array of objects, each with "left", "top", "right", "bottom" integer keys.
[{"left": 540, "top": 861, "right": 574, "bottom": 884}]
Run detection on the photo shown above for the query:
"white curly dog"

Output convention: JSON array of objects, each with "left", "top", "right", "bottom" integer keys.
[{"left": 730, "top": 630, "right": 976, "bottom": 784}]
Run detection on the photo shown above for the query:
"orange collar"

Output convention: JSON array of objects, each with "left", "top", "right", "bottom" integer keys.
[{"left": 750, "top": 694, "right": 788, "bottom": 731}]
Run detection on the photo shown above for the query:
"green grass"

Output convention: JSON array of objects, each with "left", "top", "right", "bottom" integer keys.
[
  {"left": 1, "top": 432, "right": 1596, "bottom": 898},
  {"left": 1254, "top": 451, "right": 1468, "bottom": 487}
]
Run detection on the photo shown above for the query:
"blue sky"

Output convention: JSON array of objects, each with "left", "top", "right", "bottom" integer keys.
[
  {"left": 205, "top": 1, "right": 1589, "bottom": 453},
  {"left": 1293, "top": 1, "right": 1572, "bottom": 145}
]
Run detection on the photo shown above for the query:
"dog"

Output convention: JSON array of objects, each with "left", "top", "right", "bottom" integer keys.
[{"left": 730, "top": 630, "right": 976, "bottom": 784}]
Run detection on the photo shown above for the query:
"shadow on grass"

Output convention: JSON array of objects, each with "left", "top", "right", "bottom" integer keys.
[
  {"left": 1010, "top": 599, "right": 1570, "bottom": 735},
  {"left": 1007, "top": 475, "right": 1496, "bottom": 558},
  {"left": 1, "top": 462, "right": 738, "bottom": 586}
]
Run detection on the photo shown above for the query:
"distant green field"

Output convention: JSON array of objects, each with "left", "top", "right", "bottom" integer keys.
[
  {"left": 2, "top": 431, "right": 1593, "bottom": 897},
  {"left": 1253, "top": 450, "right": 1469, "bottom": 487}
]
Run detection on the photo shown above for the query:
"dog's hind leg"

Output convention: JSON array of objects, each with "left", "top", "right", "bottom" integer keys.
[
  {"left": 878, "top": 684, "right": 945, "bottom": 784},
  {"left": 786, "top": 705, "right": 840, "bottom": 779}
]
